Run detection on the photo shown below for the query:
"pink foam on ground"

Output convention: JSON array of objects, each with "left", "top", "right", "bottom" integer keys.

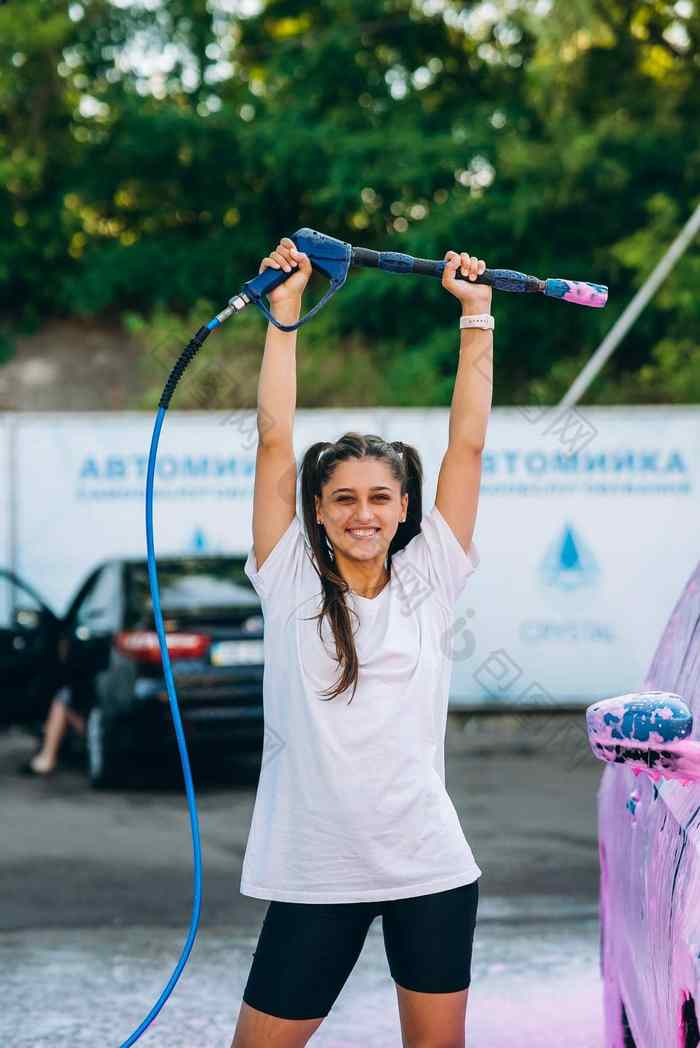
[{"left": 469, "top": 969, "right": 604, "bottom": 1046}]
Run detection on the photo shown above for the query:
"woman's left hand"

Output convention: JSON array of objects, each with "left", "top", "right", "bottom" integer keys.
[{"left": 442, "top": 250, "right": 492, "bottom": 313}]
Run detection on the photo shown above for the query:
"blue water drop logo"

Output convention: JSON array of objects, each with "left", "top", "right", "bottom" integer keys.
[
  {"left": 539, "top": 522, "right": 599, "bottom": 593},
  {"left": 188, "top": 527, "right": 209, "bottom": 552}
]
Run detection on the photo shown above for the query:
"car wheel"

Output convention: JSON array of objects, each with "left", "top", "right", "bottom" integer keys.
[{"left": 86, "top": 707, "right": 122, "bottom": 789}]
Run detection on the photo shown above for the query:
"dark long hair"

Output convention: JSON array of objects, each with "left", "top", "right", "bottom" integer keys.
[{"left": 299, "top": 431, "right": 423, "bottom": 704}]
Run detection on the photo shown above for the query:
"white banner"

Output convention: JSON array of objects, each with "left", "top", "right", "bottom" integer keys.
[{"left": 5, "top": 407, "right": 699, "bottom": 707}]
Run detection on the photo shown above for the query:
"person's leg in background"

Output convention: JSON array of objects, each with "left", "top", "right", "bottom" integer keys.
[{"left": 29, "top": 686, "right": 84, "bottom": 774}]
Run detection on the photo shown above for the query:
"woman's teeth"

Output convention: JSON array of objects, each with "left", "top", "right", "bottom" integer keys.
[{"left": 347, "top": 528, "right": 378, "bottom": 538}]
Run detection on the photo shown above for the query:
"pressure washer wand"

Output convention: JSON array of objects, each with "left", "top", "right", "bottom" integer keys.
[
  {"left": 228, "top": 227, "right": 608, "bottom": 333},
  {"left": 349, "top": 244, "right": 608, "bottom": 309}
]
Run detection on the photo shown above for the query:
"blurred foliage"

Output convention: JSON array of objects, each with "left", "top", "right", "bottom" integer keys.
[
  {"left": 0, "top": 0, "right": 698, "bottom": 405},
  {"left": 0, "top": 329, "right": 16, "bottom": 366}
]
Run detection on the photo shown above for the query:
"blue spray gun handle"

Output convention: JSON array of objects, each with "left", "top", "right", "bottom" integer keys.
[{"left": 237, "top": 228, "right": 352, "bottom": 331}]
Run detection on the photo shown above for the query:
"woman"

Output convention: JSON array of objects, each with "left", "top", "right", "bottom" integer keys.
[{"left": 231, "top": 235, "right": 493, "bottom": 1048}]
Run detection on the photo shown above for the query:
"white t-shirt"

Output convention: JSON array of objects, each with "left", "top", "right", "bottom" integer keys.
[{"left": 241, "top": 502, "right": 482, "bottom": 903}]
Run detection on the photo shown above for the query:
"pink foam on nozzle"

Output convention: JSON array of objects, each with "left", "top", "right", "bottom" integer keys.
[{"left": 563, "top": 281, "right": 608, "bottom": 308}]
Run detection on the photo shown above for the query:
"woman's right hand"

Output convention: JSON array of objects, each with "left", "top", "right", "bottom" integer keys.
[{"left": 259, "top": 237, "right": 313, "bottom": 305}]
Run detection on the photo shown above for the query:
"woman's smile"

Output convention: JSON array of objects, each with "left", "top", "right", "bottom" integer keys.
[{"left": 346, "top": 527, "right": 380, "bottom": 539}]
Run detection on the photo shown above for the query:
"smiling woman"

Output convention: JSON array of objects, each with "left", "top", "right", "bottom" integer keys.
[{"left": 230, "top": 235, "right": 491, "bottom": 1047}]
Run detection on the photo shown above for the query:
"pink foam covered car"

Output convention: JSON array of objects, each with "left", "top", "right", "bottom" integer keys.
[{"left": 586, "top": 563, "right": 700, "bottom": 1047}]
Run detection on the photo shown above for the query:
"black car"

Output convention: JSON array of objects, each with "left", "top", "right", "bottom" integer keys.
[{"left": 1, "top": 556, "right": 265, "bottom": 787}]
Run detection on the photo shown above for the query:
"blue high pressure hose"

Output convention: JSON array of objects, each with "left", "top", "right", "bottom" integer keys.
[
  {"left": 120, "top": 330, "right": 217, "bottom": 1048},
  {"left": 121, "top": 228, "right": 607, "bottom": 1045}
]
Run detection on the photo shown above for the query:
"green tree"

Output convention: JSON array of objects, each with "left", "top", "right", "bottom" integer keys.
[{"left": 1, "top": 0, "right": 698, "bottom": 405}]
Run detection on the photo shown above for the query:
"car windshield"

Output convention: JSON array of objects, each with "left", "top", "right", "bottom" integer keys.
[{"left": 126, "top": 558, "right": 259, "bottom": 623}]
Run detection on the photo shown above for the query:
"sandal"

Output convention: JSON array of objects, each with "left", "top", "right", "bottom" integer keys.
[{"left": 18, "top": 760, "right": 56, "bottom": 777}]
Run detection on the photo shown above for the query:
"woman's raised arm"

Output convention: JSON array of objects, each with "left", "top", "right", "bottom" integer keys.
[
  {"left": 434, "top": 248, "right": 493, "bottom": 556},
  {"left": 252, "top": 238, "right": 312, "bottom": 571}
]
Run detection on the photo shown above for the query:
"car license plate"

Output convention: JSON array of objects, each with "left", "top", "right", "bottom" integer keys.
[{"left": 210, "top": 640, "right": 264, "bottom": 666}]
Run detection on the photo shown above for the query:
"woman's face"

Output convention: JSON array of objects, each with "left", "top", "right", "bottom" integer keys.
[{"left": 314, "top": 457, "right": 408, "bottom": 565}]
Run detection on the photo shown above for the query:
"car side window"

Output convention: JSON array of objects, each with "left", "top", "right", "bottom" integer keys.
[
  {"left": 0, "top": 572, "right": 44, "bottom": 631},
  {"left": 74, "top": 564, "right": 121, "bottom": 635}
]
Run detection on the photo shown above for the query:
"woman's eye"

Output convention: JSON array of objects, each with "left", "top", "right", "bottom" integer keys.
[{"left": 336, "top": 495, "right": 390, "bottom": 502}]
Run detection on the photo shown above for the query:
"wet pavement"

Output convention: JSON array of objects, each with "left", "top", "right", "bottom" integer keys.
[
  {"left": 1, "top": 908, "right": 602, "bottom": 1046},
  {"left": 2, "top": 713, "right": 605, "bottom": 1045}
]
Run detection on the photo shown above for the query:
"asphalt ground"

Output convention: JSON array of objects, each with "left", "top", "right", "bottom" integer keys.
[{"left": 2, "top": 711, "right": 605, "bottom": 1046}]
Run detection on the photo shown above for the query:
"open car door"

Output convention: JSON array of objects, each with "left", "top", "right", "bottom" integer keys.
[{"left": 0, "top": 569, "right": 62, "bottom": 727}]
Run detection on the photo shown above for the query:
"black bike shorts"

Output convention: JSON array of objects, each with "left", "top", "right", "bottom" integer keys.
[{"left": 242, "top": 878, "right": 479, "bottom": 1021}]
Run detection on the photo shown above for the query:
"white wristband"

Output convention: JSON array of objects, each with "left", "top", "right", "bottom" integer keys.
[{"left": 460, "top": 313, "right": 494, "bottom": 331}]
